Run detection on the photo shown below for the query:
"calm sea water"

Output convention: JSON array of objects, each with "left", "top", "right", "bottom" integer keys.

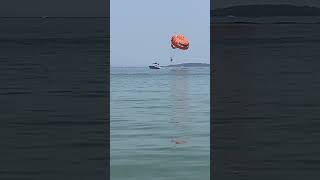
[
  {"left": 212, "top": 17, "right": 320, "bottom": 179},
  {"left": 0, "top": 18, "right": 109, "bottom": 179},
  {"left": 111, "top": 67, "right": 210, "bottom": 180}
]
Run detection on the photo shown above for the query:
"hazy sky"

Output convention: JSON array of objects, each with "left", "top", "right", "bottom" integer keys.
[{"left": 111, "top": 0, "right": 210, "bottom": 67}]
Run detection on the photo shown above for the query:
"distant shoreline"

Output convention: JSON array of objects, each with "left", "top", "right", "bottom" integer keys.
[
  {"left": 111, "top": 63, "right": 210, "bottom": 68},
  {"left": 163, "top": 63, "right": 210, "bottom": 67}
]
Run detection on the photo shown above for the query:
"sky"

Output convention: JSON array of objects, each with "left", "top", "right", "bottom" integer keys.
[{"left": 111, "top": 0, "right": 210, "bottom": 67}]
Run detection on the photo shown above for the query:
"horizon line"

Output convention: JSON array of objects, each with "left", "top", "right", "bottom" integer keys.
[{"left": 111, "top": 63, "right": 211, "bottom": 68}]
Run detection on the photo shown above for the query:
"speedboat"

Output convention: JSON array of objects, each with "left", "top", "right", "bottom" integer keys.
[{"left": 149, "top": 62, "right": 161, "bottom": 69}]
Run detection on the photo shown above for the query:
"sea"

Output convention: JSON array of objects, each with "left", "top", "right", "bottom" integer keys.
[
  {"left": 212, "top": 16, "right": 320, "bottom": 179},
  {"left": 111, "top": 67, "right": 210, "bottom": 180}
]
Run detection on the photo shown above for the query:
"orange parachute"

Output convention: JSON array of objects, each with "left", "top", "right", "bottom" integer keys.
[{"left": 171, "top": 34, "right": 189, "bottom": 50}]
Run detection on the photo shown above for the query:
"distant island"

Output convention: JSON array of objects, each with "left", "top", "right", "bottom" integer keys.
[
  {"left": 164, "top": 63, "right": 209, "bottom": 67},
  {"left": 211, "top": 4, "right": 320, "bottom": 17}
]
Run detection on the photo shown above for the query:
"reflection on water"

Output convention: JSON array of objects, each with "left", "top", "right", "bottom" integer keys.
[{"left": 170, "top": 68, "right": 192, "bottom": 145}]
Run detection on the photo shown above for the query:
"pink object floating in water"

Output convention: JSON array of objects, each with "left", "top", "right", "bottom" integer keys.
[{"left": 171, "top": 139, "right": 187, "bottom": 144}]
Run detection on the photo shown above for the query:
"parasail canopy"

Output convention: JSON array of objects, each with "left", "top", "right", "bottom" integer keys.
[{"left": 171, "top": 34, "right": 189, "bottom": 50}]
